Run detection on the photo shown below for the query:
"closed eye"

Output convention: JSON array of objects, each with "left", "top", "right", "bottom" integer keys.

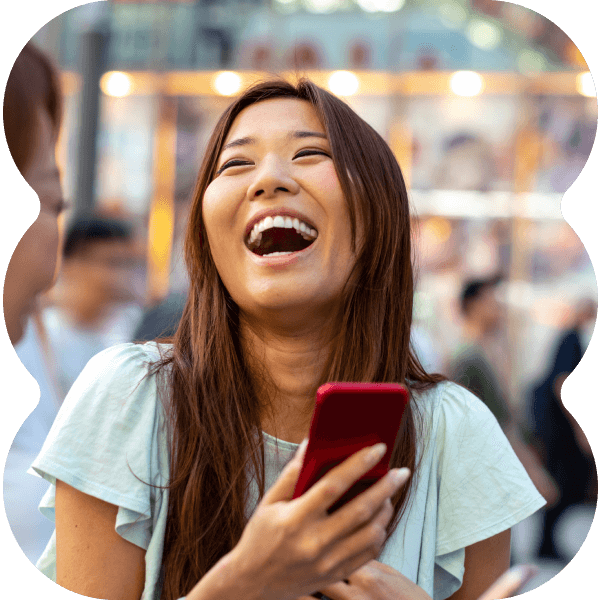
[
  {"left": 293, "top": 149, "right": 330, "bottom": 160},
  {"left": 217, "top": 150, "right": 329, "bottom": 175}
]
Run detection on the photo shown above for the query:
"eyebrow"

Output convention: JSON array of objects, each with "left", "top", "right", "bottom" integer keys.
[{"left": 221, "top": 130, "right": 328, "bottom": 152}]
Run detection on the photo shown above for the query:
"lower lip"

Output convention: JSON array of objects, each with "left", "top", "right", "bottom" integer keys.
[{"left": 246, "top": 238, "right": 318, "bottom": 268}]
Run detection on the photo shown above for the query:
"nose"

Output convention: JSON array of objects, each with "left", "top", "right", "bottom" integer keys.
[{"left": 246, "top": 155, "right": 300, "bottom": 200}]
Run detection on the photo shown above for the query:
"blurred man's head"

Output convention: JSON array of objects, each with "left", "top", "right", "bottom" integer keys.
[
  {"left": 460, "top": 274, "right": 504, "bottom": 335},
  {"left": 61, "top": 216, "right": 140, "bottom": 307}
]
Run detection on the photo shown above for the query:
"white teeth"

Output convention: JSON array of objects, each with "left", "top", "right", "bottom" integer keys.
[
  {"left": 247, "top": 214, "right": 318, "bottom": 248},
  {"left": 263, "top": 251, "right": 294, "bottom": 257},
  {"left": 254, "top": 217, "right": 273, "bottom": 233}
]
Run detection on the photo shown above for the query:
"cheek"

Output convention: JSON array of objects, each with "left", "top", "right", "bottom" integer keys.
[
  {"left": 201, "top": 190, "right": 215, "bottom": 239},
  {"left": 315, "top": 163, "right": 344, "bottom": 199},
  {"left": 316, "top": 165, "right": 354, "bottom": 246},
  {"left": 202, "top": 182, "right": 238, "bottom": 243}
]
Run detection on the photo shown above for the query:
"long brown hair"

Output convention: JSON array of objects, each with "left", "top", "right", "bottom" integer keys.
[
  {"left": 152, "top": 79, "right": 445, "bottom": 600},
  {"left": 3, "top": 41, "right": 63, "bottom": 175}
]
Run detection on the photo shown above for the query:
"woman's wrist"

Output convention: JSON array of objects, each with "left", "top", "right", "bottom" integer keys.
[{"left": 186, "top": 548, "right": 266, "bottom": 600}]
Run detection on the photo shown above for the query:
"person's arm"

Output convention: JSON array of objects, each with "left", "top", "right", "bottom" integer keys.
[
  {"left": 447, "top": 529, "right": 511, "bottom": 600},
  {"left": 55, "top": 480, "right": 261, "bottom": 600},
  {"left": 55, "top": 480, "right": 146, "bottom": 600}
]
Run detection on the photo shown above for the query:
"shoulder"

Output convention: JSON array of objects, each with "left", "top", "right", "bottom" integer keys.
[
  {"left": 410, "top": 384, "right": 546, "bottom": 557},
  {"left": 412, "top": 380, "right": 489, "bottom": 423},
  {"left": 52, "top": 342, "right": 172, "bottom": 428},
  {"left": 411, "top": 381, "right": 499, "bottom": 453},
  {"left": 88, "top": 340, "right": 167, "bottom": 366},
  {"left": 412, "top": 381, "right": 536, "bottom": 503},
  {"left": 72, "top": 341, "right": 169, "bottom": 387},
  {"left": 31, "top": 343, "right": 174, "bottom": 526}
]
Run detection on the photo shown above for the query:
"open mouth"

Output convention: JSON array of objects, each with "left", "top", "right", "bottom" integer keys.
[{"left": 248, "top": 228, "right": 316, "bottom": 257}]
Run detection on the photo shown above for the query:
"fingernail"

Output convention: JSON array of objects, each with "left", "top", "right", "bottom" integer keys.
[
  {"left": 389, "top": 468, "right": 410, "bottom": 486},
  {"left": 297, "top": 438, "right": 308, "bottom": 458},
  {"left": 368, "top": 443, "right": 387, "bottom": 462}
]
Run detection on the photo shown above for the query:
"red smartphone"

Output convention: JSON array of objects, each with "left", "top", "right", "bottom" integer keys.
[{"left": 292, "top": 382, "right": 409, "bottom": 514}]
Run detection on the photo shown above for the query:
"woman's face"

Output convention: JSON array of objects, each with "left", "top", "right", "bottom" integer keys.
[
  {"left": 203, "top": 98, "right": 357, "bottom": 323},
  {"left": 4, "top": 108, "right": 64, "bottom": 344}
]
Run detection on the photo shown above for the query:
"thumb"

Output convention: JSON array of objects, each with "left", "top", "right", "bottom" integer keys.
[
  {"left": 294, "top": 437, "right": 309, "bottom": 465},
  {"left": 260, "top": 438, "right": 309, "bottom": 505}
]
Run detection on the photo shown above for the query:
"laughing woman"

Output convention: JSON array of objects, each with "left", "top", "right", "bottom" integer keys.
[{"left": 31, "top": 80, "right": 545, "bottom": 600}]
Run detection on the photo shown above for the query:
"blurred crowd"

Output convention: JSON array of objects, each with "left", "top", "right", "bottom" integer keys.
[{"left": 3, "top": 38, "right": 597, "bottom": 594}]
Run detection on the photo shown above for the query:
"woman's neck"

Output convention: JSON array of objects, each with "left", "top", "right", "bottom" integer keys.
[{"left": 241, "top": 318, "right": 330, "bottom": 443}]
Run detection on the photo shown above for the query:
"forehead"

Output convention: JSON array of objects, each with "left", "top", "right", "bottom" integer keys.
[{"left": 224, "top": 98, "right": 324, "bottom": 143}]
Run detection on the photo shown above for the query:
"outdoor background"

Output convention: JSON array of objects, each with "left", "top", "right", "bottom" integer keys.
[{"left": 1, "top": 1, "right": 598, "bottom": 599}]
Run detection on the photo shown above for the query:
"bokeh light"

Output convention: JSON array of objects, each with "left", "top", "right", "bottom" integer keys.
[
  {"left": 438, "top": 1, "right": 467, "bottom": 29},
  {"left": 212, "top": 71, "right": 242, "bottom": 96},
  {"left": 517, "top": 49, "right": 546, "bottom": 74},
  {"left": 100, "top": 71, "right": 132, "bottom": 97},
  {"left": 576, "top": 72, "right": 596, "bottom": 97},
  {"left": 467, "top": 19, "right": 502, "bottom": 51},
  {"left": 304, "top": 0, "right": 342, "bottom": 13},
  {"left": 450, "top": 71, "right": 484, "bottom": 96},
  {"left": 356, "top": 0, "right": 406, "bottom": 13},
  {"left": 328, "top": 70, "right": 360, "bottom": 96}
]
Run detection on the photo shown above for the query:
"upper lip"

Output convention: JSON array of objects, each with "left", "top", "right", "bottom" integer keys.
[{"left": 244, "top": 207, "right": 318, "bottom": 240}]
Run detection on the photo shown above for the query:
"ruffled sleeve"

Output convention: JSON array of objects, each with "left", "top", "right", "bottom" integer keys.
[
  {"left": 29, "top": 342, "right": 169, "bottom": 556},
  {"left": 432, "top": 382, "right": 546, "bottom": 597}
]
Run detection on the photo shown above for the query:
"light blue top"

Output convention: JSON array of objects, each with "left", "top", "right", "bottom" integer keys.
[{"left": 30, "top": 342, "right": 545, "bottom": 600}]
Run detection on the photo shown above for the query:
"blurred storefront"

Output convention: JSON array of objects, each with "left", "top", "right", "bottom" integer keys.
[{"left": 31, "top": 0, "right": 596, "bottom": 409}]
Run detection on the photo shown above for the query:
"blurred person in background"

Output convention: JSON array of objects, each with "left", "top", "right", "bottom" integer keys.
[
  {"left": 42, "top": 215, "right": 144, "bottom": 399},
  {"left": 132, "top": 289, "right": 187, "bottom": 342},
  {"left": 133, "top": 196, "right": 190, "bottom": 342},
  {"left": 3, "top": 41, "right": 66, "bottom": 563},
  {"left": 410, "top": 322, "right": 444, "bottom": 374},
  {"left": 531, "top": 298, "right": 597, "bottom": 560},
  {"left": 449, "top": 275, "right": 510, "bottom": 426},
  {"left": 3, "top": 42, "right": 65, "bottom": 346},
  {"left": 449, "top": 276, "right": 558, "bottom": 510}
]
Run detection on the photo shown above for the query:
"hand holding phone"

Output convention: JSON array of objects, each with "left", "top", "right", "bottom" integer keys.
[
  {"left": 230, "top": 432, "right": 410, "bottom": 600},
  {"left": 292, "top": 382, "right": 409, "bottom": 513},
  {"left": 225, "top": 382, "right": 410, "bottom": 600}
]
